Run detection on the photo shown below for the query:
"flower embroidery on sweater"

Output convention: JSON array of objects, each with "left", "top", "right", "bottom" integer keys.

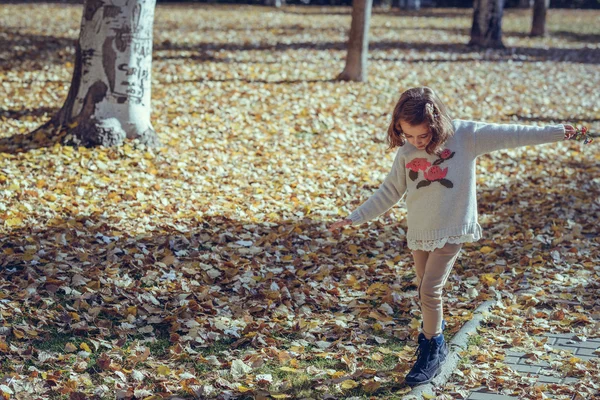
[{"left": 406, "top": 149, "right": 455, "bottom": 189}]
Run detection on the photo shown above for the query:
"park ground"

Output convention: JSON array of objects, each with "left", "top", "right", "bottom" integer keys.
[{"left": 0, "top": 4, "right": 599, "bottom": 399}]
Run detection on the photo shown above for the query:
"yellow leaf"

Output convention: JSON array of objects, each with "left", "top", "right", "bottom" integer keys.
[
  {"left": 237, "top": 386, "right": 252, "bottom": 393},
  {"left": 410, "top": 318, "right": 421, "bottom": 330},
  {"left": 480, "top": 274, "right": 497, "bottom": 286},
  {"left": 13, "top": 328, "right": 25, "bottom": 339},
  {"left": 341, "top": 379, "right": 359, "bottom": 389},
  {"left": 422, "top": 393, "right": 436, "bottom": 399},
  {"left": 371, "top": 353, "right": 384, "bottom": 361},
  {"left": 271, "top": 395, "right": 292, "bottom": 399},
  {"left": 5, "top": 217, "right": 23, "bottom": 228},
  {"left": 480, "top": 246, "right": 494, "bottom": 254},
  {"left": 157, "top": 365, "right": 171, "bottom": 376},
  {"left": 80, "top": 343, "right": 91, "bottom": 353}
]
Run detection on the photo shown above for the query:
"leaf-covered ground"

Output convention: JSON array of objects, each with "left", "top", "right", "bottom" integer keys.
[{"left": 1, "top": 4, "right": 599, "bottom": 399}]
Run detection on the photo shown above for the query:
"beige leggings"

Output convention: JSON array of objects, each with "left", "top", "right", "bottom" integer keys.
[{"left": 412, "top": 243, "right": 462, "bottom": 339}]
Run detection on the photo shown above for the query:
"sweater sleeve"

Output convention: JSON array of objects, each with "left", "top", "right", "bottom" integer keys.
[
  {"left": 471, "top": 120, "right": 565, "bottom": 156},
  {"left": 347, "top": 150, "right": 407, "bottom": 226}
]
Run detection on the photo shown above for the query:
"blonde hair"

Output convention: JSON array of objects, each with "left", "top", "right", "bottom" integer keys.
[{"left": 386, "top": 87, "right": 454, "bottom": 155}]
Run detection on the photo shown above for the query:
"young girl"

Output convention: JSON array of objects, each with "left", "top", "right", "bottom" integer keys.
[{"left": 328, "top": 86, "right": 577, "bottom": 387}]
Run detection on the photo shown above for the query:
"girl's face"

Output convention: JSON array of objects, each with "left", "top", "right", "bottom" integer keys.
[{"left": 400, "top": 121, "right": 432, "bottom": 150}]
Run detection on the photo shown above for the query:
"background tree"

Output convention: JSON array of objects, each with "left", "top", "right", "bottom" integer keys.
[
  {"left": 399, "top": 0, "right": 421, "bottom": 10},
  {"left": 469, "top": 0, "right": 505, "bottom": 48},
  {"left": 41, "top": 0, "right": 159, "bottom": 147},
  {"left": 338, "top": 0, "right": 373, "bottom": 82},
  {"left": 531, "top": 0, "right": 550, "bottom": 36}
]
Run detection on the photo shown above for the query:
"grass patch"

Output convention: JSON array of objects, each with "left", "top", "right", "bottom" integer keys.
[{"left": 467, "top": 334, "right": 483, "bottom": 347}]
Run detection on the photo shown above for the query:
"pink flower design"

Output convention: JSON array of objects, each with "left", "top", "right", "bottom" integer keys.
[
  {"left": 440, "top": 149, "right": 452, "bottom": 159},
  {"left": 406, "top": 158, "right": 431, "bottom": 172},
  {"left": 424, "top": 166, "right": 448, "bottom": 181}
]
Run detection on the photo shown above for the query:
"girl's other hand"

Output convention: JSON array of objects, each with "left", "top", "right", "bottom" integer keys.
[
  {"left": 564, "top": 124, "right": 576, "bottom": 139},
  {"left": 329, "top": 219, "right": 352, "bottom": 232}
]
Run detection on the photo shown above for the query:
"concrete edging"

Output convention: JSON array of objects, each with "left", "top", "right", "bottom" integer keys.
[{"left": 402, "top": 300, "right": 497, "bottom": 399}]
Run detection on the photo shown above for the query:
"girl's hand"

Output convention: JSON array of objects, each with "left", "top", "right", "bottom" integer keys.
[
  {"left": 329, "top": 218, "right": 352, "bottom": 232},
  {"left": 564, "top": 124, "right": 576, "bottom": 140}
]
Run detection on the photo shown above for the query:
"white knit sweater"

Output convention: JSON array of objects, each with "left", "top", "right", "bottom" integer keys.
[{"left": 348, "top": 119, "right": 565, "bottom": 251}]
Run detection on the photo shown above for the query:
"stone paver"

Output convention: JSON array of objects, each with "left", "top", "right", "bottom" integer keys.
[{"left": 466, "top": 333, "right": 600, "bottom": 400}]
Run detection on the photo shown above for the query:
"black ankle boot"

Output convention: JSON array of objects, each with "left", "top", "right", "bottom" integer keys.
[
  {"left": 405, "top": 333, "right": 446, "bottom": 387},
  {"left": 418, "top": 320, "right": 448, "bottom": 362}
]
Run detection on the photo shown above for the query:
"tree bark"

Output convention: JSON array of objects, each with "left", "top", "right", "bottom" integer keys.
[
  {"left": 45, "top": 0, "right": 159, "bottom": 147},
  {"left": 517, "top": 0, "right": 533, "bottom": 7},
  {"left": 531, "top": 0, "right": 549, "bottom": 37},
  {"left": 469, "top": 0, "right": 505, "bottom": 48},
  {"left": 338, "top": 0, "right": 373, "bottom": 82},
  {"left": 266, "top": 0, "right": 284, "bottom": 7},
  {"left": 399, "top": 0, "right": 421, "bottom": 10}
]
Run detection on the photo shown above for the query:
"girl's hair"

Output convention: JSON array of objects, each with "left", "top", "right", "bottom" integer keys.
[{"left": 386, "top": 87, "right": 454, "bottom": 154}]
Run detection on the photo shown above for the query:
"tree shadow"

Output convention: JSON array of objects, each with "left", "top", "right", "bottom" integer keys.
[
  {"left": 154, "top": 40, "right": 600, "bottom": 64},
  {"left": 0, "top": 28, "right": 75, "bottom": 69},
  {"left": 0, "top": 106, "right": 58, "bottom": 119},
  {"left": 552, "top": 30, "right": 600, "bottom": 44},
  {"left": 3, "top": 26, "right": 599, "bottom": 72},
  {"left": 0, "top": 211, "right": 412, "bottom": 347},
  {"left": 279, "top": 7, "right": 470, "bottom": 19},
  {"left": 156, "top": 77, "right": 339, "bottom": 84},
  {"left": 0, "top": 125, "right": 63, "bottom": 154}
]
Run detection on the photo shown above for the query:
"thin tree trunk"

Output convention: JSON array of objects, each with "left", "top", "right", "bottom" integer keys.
[
  {"left": 379, "top": 0, "right": 392, "bottom": 10},
  {"left": 469, "top": 0, "right": 505, "bottom": 48},
  {"left": 45, "top": 0, "right": 159, "bottom": 147},
  {"left": 266, "top": 0, "right": 284, "bottom": 7},
  {"left": 531, "top": 0, "right": 549, "bottom": 37},
  {"left": 338, "top": 0, "right": 373, "bottom": 82},
  {"left": 400, "top": 0, "right": 420, "bottom": 10}
]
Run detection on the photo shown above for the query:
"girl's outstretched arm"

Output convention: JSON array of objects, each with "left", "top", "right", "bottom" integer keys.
[
  {"left": 467, "top": 120, "right": 568, "bottom": 156},
  {"left": 344, "top": 150, "right": 407, "bottom": 227}
]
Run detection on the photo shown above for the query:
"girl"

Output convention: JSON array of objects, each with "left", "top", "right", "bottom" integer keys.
[{"left": 328, "top": 86, "right": 577, "bottom": 387}]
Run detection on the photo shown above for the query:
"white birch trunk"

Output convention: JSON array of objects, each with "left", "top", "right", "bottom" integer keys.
[
  {"left": 469, "top": 0, "right": 505, "bottom": 48},
  {"left": 50, "top": 0, "right": 159, "bottom": 147},
  {"left": 531, "top": 0, "right": 549, "bottom": 37},
  {"left": 337, "top": 0, "right": 373, "bottom": 82}
]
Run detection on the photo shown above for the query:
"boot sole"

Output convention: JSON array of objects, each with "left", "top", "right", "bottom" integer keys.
[{"left": 405, "top": 367, "right": 441, "bottom": 387}]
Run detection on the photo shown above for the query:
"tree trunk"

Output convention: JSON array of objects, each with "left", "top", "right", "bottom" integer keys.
[
  {"left": 399, "top": 0, "right": 421, "bottom": 10},
  {"left": 266, "top": 0, "right": 284, "bottom": 7},
  {"left": 46, "top": 0, "right": 159, "bottom": 147},
  {"left": 338, "top": 0, "right": 373, "bottom": 82},
  {"left": 378, "top": 0, "right": 393, "bottom": 10},
  {"left": 469, "top": 0, "right": 505, "bottom": 48},
  {"left": 517, "top": 0, "right": 533, "bottom": 7},
  {"left": 530, "top": 0, "right": 549, "bottom": 37}
]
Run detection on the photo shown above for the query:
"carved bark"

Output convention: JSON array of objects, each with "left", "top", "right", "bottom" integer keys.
[
  {"left": 469, "top": 0, "right": 505, "bottom": 49},
  {"left": 531, "top": 0, "right": 549, "bottom": 37},
  {"left": 48, "top": 0, "right": 159, "bottom": 147},
  {"left": 338, "top": 0, "right": 373, "bottom": 82}
]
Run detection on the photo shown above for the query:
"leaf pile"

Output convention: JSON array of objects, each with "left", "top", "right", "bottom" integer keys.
[{"left": 1, "top": 4, "right": 599, "bottom": 399}]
